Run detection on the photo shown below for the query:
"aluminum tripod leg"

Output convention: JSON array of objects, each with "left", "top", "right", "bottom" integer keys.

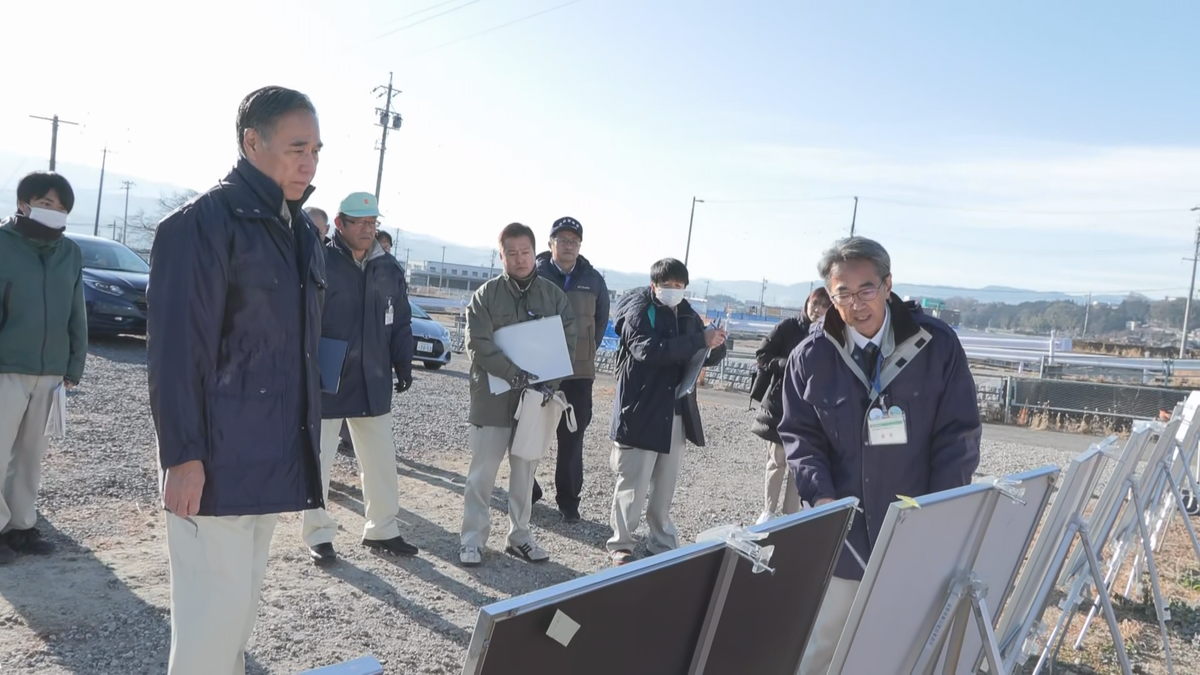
[
  {"left": 1131, "top": 482, "right": 1175, "bottom": 675},
  {"left": 1164, "top": 470, "right": 1200, "bottom": 567},
  {"left": 911, "top": 575, "right": 1004, "bottom": 675},
  {"left": 1001, "top": 520, "right": 1079, "bottom": 675}
]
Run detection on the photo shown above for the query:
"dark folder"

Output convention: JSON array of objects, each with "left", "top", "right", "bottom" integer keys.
[{"left": 318, "top": 337, "right": 349, "bottom": 394}]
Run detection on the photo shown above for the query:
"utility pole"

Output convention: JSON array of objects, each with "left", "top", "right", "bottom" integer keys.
[
  {"left": 684, "top": 196, "right": 704, "bottom": 267},
  {"left": 1082, "top": 292, "right": 1092, "bottom": 338},
  {"left": 440, "top": 246, "right": 447, "bottom": 291},
  {"left": 29, "top": 114, "right": 79, "bottom": 171},
  {"left": 403, "top": 248, "right": 412, "bottom": 281},
  {"left": 1182, "top": 208, "right": 1200, "bottom": 358},
  {"left": 111, "top": 218, "right": 118, "bottom": 240},
  {"left": 373, "top": 72, "right": 403, "bottom": 199},
  {"left": 119, "top": 180, "right": 135, "bottom": 244},
  {"left": 704, "top": 280, "right": 710, "bottom": 299},
  {"left": 488, "top": 248, "right": 497, "bottom": 279},
  {"left": 850, "top": 196, "right": 859, "bottom": 236},
  {"left": 93, "top": 146, "right": 110, "bottom": 236},
  {"left": 759, "top": 278, "right": 768, "bottom": 313}
]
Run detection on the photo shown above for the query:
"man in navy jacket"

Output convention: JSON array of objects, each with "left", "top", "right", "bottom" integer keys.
[
  {"left": 302, "top": 192, "right": 417, "bottom": 565},
  {"left": 779, "top": 236, "right": 981, "bottom": 675},
  {"left": 606, "top": 258, "right": 727, "bottom": 566},
  {"left": 148, "top": 86, "right": 326, "bottom": 674}
]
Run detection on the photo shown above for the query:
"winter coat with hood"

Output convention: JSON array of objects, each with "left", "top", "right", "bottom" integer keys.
[
  {"left": 319, "top": 231, "right": 413, "bottom": 420},
  {"left": 535, "top": 251, "right": 609, "bottom": 379},
  {"left": 147, "top": 159, "right": 327, "bottom": 517},
  {"left": 749, "top": 316, "right": 813, "bottom": 444},
  {"left": 779, "top": 294, "right": 981, "bottom": 581},
  {"left": 465, "top": 271, "right": 578, "bottom": 428},
  {"left": 0, "top": 216, "right": 87, "bottom": 384},
  {"left": 609, "top": 287, "right": 728, "bottom": 453}
]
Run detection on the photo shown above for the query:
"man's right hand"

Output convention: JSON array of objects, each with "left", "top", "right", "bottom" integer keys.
[
  {"left": 163, "top": 460, "right": 206, "bottom": 517},
  {"left": 509, "top": 369, "right": 538, "bottom": 390},
  {"left": 703, "top": 326, "right": 727, "bottom": 350}
]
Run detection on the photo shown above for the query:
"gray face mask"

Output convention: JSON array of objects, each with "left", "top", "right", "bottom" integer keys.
[{"left": 654, "top": 287, "right": 685, "bottom": 308}]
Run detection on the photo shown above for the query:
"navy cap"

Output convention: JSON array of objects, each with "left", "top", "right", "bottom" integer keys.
[{"left": 550, "top": 217, "right": 583, "bottom": 239}]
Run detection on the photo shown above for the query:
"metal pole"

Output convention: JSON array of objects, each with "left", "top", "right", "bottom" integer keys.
[
  {"left": 374, "top": 72, "right": 394, "bottom": 199},
  {"left": 440, "top": 245, "right": 446, "bottom": 290},
  {"left": 93, "top": 146, "right": 108, "bottom": 236},
  {"left": 30, "top": 114, "right": 78, "bottom": 171},
  {"left": 684, "top": 196, "right": 703, "bottom": 266},
  {"left": 1181, "top": 212, "right": 1200, "bottom": 358},
  {"left": 120, "top": 180, "right": 135, "bottom": 245},
  {"left": 850, "top": 196, "right": 859, "bottom": 236},
  {"left": 1082, "top": 292, "right": 1091, "bottom": 337}
]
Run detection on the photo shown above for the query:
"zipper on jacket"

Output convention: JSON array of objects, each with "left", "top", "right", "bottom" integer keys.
[
  {"left": 0, "top": 281, "right": 11, "bottom": 334},
  {"left": 40, "top": 255, "right": 48, "bottom": 373}
]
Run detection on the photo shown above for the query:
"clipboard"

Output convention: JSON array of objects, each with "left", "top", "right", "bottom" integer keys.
[
  {"left": 676, "top": 318, "right": 723, "bottom": 399},
  {"left": 318, "top": 337, "right": 349, "bottom": 394}
]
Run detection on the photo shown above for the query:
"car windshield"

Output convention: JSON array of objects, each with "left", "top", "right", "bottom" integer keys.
[
  {"left": 75, "top": 238, "right": 149, "bottom": 273},
  {"left": 409, "top": 300, "right": 431, "bottom": 320}
]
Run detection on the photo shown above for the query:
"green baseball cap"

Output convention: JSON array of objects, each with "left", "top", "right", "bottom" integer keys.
[{"left": 338, "top": 192, "right": 381, "bottom": 218}]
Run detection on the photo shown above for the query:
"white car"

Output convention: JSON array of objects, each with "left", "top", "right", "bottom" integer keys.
[{"left": 410, "top": 300, "right": 452, "bottom": 370}]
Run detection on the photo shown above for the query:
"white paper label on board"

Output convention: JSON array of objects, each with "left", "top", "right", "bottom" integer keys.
[{"left": 546, "top": 609, "right": 581, "bottom": 648}]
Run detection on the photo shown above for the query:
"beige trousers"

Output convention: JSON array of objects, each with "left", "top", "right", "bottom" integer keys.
[
  {"left": 764, "top": 440, "right": 802, "bottom": 516},
  {"left": 460, "top": 425, "right": 539, "bottom": 549},
  {"left": 166, "top": 512, "right": 277, "bottom": 675},
  {"left": 800, "top": 576, "right": 861, "bottom": 675},
  {"left": 303, "top": 415, "right": 401, "bottom": 547},
  {"left": 607, "top": 414, "right": 685, "bottom": 555},
  {"left": 0, "top": 373, "right": 60, "bottom": 533}
]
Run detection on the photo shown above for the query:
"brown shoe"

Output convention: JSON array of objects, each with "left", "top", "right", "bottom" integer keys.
[{"left": 610, "top": 549, "right": 635, "bottom": 567}]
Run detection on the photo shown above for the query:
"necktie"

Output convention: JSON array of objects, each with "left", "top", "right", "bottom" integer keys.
[{"left": 861, "top": 343, "right": 880, "bottom": 381}]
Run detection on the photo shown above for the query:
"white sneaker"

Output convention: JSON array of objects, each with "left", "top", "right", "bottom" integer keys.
[
  {"left": 459, "top": 545, "right": 482, "bottom": 567},
  {"left": 755, "top": 511, "right": 773, "bottom": 525},
  {"left": 506, "top": 540, "right": 550, "bottom": 563}
]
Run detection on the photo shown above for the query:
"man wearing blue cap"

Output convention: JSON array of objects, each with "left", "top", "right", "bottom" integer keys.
[{"left": 302, "top": 191, "right": 418, "bottom": 565}]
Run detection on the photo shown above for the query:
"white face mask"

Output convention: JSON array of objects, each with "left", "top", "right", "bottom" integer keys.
[
  {"left": 655, "top": 287, "right": 686, "bottom": 308},
  {"left": 28, "top": 207, "right": 68, "bottom": 231}
]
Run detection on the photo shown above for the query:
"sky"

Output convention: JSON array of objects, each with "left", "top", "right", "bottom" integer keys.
[{"left": 2, "top": 0, "right": 1199, "bottom": 297}]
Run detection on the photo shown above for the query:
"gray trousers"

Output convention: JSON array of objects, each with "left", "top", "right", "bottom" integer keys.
[
  {"left": 0, "top": 374, "right": 60, "bottom": 533},
  {"left": 460, "top": 425, "right": 538, "bottom": 549},
  {"left": 607, "top": 414, "right": 685, "bottom": 554}
]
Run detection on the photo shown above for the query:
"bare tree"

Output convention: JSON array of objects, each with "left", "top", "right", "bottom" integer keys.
[{"left": 124, "top": 189, "right": 199, "bottom": 251}]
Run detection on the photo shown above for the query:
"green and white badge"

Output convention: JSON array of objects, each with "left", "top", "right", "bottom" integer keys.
[{"left": 867, "top": 407, "right": 907, "bottom": 446}]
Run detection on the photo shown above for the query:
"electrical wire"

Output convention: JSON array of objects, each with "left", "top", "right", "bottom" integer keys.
[
  {"left": 377, "top": 0, "right": 467, "bottom": 29},
  {"left": 401, "top": 0, "right": 588, "bottom": 59},
  {"left": 368, "top": 0, "right": 487, "bottom": 43}
]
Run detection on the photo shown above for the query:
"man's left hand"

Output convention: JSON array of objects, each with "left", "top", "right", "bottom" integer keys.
[
  {"left": 395, "top": 369, "right": 413, "bottom": 393},
  {"left": 63, "top": 378, "right": 75, "bottom": 390}
]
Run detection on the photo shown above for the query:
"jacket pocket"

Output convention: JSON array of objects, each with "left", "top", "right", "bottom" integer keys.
[
  {"left": 801, "top": 382, "right": 851, "bottom": 443},
  {"left": 0, "top": 280, "right": 10, "bottom": 334},
  {"left": 206, "top": 389, "right": 287, "bottom": 467}
]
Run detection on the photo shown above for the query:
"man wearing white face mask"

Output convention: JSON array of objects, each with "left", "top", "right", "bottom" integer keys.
[
  {"left": 0, "top": 171, "right": 87, "bottom": 564},
  {"left": 606, "top": 258, "right": 727, "bottom": 566}
]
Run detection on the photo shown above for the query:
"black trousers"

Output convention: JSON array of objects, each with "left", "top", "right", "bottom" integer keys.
[{"left": 553, "top": 378, "right": 594, "bottom": 511}]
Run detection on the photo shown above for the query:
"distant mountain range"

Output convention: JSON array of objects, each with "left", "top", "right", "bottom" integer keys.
[{"left": 1, "top": 152, "right": 1113, "bottom": 307}]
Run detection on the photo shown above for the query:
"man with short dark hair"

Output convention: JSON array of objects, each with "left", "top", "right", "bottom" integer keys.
[
  {"left": 606, "top": 258, "right": 727, "bottom": 566},
  {"left": 458, "top": 222, "right": 576, "bottom": 567},
  {"left": 375, "top": 230, "right": 393, "bottom": 255},
  {"left": 0, "top": 171, "right": 87, "bottom": 564},
  {"left": 302, "top": 192, "right": 417, "bottom": 566},
  {"left": 304, "top": 206, "right": 330, "bottom": 242},
  {"left": 780, "top": 236, "right": 981, "bottom": 675},
  {"left": 148, "top": 85, "right": 326, "bottom": 674},
  {"left": 533, "top": 216, "right": 609, "bottom": 522}
]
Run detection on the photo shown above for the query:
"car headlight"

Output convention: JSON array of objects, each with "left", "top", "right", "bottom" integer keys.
[{"left": 84, "top": 279, "right": 124, "bottom": 296}]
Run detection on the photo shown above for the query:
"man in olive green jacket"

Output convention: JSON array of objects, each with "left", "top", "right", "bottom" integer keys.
[
  {"left": 459, "top": 222, "right": 576, "bottom": 567},
  {"left": 0, "top": 171, "right": 87, "bottom": 565}
]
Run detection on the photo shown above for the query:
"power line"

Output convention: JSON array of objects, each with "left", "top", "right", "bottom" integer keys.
[
  {"left": 862, "top": 196, "right": 1183, "bottom": 216},
  {"left": 378, "top": 0, "right": 468, "bottom": 28},
  {"left": 402, "top": 0, "right": 587, "bottom": 59},
  {"left": 369, "top": 0, "right": 486, "bottom": 43}
]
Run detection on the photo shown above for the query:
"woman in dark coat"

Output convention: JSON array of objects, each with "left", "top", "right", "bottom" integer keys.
[{"left": 751, "top": 287, "right": 831, "bottom": 524}]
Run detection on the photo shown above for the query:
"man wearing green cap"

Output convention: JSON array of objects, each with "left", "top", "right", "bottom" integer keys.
[{"left": 302, "top": 191, "right": 418, "bottom": 565}]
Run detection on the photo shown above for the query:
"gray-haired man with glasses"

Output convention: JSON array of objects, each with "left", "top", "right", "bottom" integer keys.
[{"left": 778, "top": 236, "right": 981, "bottom": 675}]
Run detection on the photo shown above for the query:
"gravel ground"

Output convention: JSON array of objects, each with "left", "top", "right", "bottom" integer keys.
[{"left": 0, "top": 336, "right": 1195, "bottom": 674}]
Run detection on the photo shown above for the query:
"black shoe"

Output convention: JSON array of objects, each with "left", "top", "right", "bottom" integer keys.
[
  {"left": 559, "top": 507, "right": 581, "bottom": 523},
  {"left": 531, "top": 481, "right": 543, "bottom": 504},
  {"left": 0, "top": 541, "right": 15, "bottom": 565},
  {"left": 309, "top": 542, "right": 337, "bottom": 566},
  {"left": 6, "top": 528, "right": 54, "bottom": 555},
  {"left": 363, "top": 535, "right": 419, "bottom": 557}
]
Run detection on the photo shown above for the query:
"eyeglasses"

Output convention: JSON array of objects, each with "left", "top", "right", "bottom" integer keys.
[
  {"left": 830, "top": 281, "right": 886, "bottom": 307},
  {"left": 552, "top": 237, "right": 581, "bottom": 249},
  {"left": 343, "top": 217, "right": 378, "bottom": 229}
]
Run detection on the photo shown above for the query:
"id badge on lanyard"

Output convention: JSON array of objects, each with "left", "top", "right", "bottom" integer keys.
[
  {"left": 384, "top": 298, "right": 394, "bottom": 326},
  {"left": 865, "top": 352, "right": 908, "bottom": 446}
]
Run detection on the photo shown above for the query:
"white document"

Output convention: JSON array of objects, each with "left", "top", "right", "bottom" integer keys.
[
  {"left": 487, "top": 315, "right": 574, "bottom": 395},
  {"left": 546, "top": 609, "right": 581, "bottom": 648},
  {"left": 44, "top": 383, "right": 67, "bottom": 439}
]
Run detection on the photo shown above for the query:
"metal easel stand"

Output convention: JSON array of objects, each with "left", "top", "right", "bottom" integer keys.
[
  {"left": 1022, "top": 515, "right": 1133, "bottom": 675},
  {"left": 1069, "top": 472, "right": 1200, "bottom": 675},
  {"left": 687, "top": 527, "right": 776, "bottom": 674},
  {"left": 910, "top": 573, "right": 1004, "bottom": 675}
]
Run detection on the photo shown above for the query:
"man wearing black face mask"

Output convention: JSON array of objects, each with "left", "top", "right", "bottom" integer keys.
[{"left": 0, "top": 171, "right": 87, "bottom": 564}]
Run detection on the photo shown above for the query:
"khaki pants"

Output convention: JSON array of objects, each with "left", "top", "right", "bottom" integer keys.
[
  {"left": 0, "top": 373, "right": 60, "bottom": 533},
  {"left": 800, "top": 576, "right": 860, "bottom": 675},
  {"left": 303, "top": 415, "right": 401, "bottom": 547},
  {"left": 607, "top": 414, "right": 685, "bottom": 555},
  {"left": 166, "top": 512, "right": 277, "bottom": 675},
  {"left": 764, "top": 441, "right": 802, "bottom": 516},
  {"left": 460, "top": 425, "right": 538, "bottom": 549}
]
